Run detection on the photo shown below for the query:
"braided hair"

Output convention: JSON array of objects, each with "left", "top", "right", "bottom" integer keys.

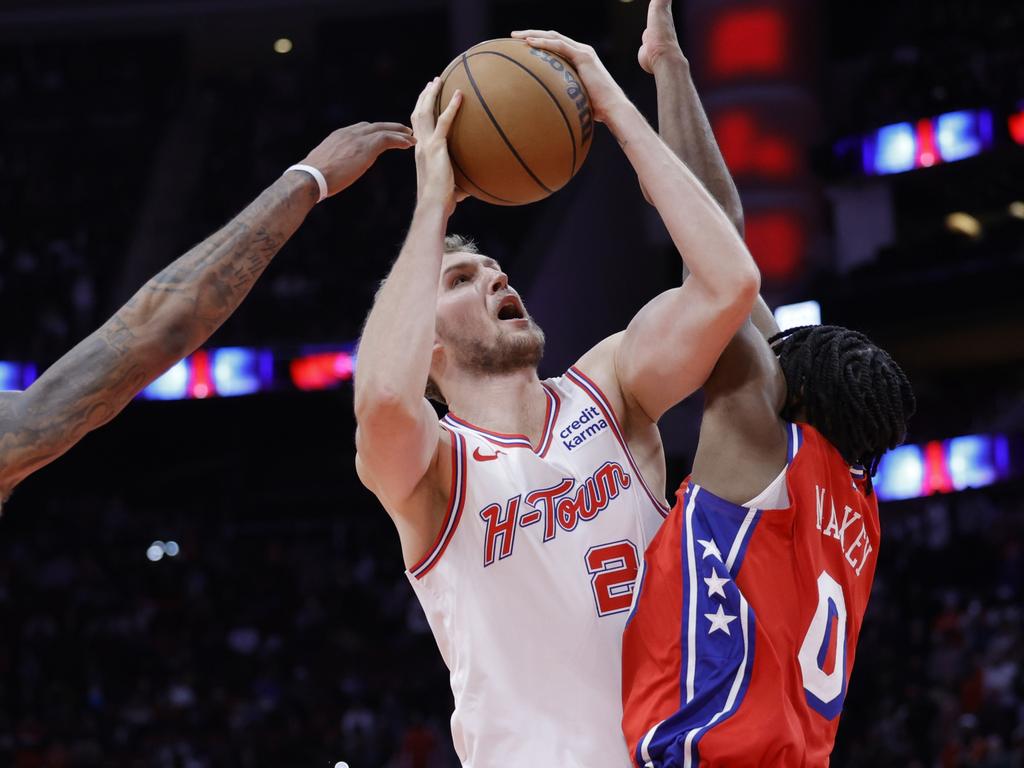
[{"left": 768, "top": 325, "right": 916, "bottom": 489}]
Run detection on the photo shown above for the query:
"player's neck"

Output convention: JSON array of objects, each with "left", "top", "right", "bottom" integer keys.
[{"left": 444, "top": 368, "right": 548, "bottom": 445}]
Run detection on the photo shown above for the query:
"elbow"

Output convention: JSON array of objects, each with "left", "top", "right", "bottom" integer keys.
[
  {"left": 718, "top": 262, "right": 760, "bottom": 318},
  {"left": 737, "top": 265, "right": 761, "bottom": 309},
  {"left": 353, "top": 384, "right": 419, "bottom": 431}
]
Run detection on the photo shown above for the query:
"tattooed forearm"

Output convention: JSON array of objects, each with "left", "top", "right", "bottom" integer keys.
[
  {"left": 141, "top": 173, "right": 311, "bottom": 350},
  {"left": 0, "top": 172, "right": 317, "bottom": 498}
]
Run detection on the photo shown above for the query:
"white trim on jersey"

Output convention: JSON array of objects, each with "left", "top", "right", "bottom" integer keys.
[
  {"left": 726, "top": 507, "right": 759, "bottom": 572},
  {"left": 409, "top": 430, "right": 468, "bottom": 579},
  {"left": 684, "top": 486, "right": 700, "bottom": 704}
]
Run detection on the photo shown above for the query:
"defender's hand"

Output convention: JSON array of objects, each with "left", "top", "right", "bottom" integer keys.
[
  {"left": 638, "top": 0, "right": 686, "bottom": 74},
  {"left": 411, "top": 77, "right": 466, "bottom": 215},
  {"left": 511, "top": 30, "right": 629, "bottom": 123},
  {"left": 300, "top": 122, "right": 415, "bottom": 198}
]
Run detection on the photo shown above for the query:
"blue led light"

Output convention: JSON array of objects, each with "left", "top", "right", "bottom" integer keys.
[
  {"left": 865, "top": 122, "right": 916, "bottom": 175},
  {"left": 0, "top": 361, "right": 21, "bottom": 391},
  {"left": 875, "top": 444, "right": 924, "bottom": 501},
  {"left": 935, "top": 110, "right": 994, "bottom": 163},
  {"left": 211, "top": 347, "right": 272, "bottom": 397},
  {"left": 947, "top": 434, "right": 996, "bottom": 491},
  {"left": 141, "top": 359, "right": 190, "bottom": 400},
  {"left": 0, "top": 361, "right": 35, "bottom": 390}
]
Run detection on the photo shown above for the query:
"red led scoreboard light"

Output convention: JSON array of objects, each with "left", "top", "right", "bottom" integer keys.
[{"left": 1010, "top": 102, "right": 1024, "bottom": 145}]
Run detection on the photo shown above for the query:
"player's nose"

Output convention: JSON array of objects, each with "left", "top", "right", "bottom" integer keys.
[{"left": 489, "top": 270, "right": 509, "bottom": 293}]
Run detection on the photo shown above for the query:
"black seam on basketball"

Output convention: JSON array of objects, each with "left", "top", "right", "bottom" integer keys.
[
  {"left": 466, "top": 50, "right": 578, "bottom": 177},
  {"left": 450, "top": 153, "right": 519, "bottom": 205},
  {"left": 437, "top": 63, "right": 518, "bottom": 204},
  {"left": 461, "top": 52, "right": 554, "bottom": 195}
]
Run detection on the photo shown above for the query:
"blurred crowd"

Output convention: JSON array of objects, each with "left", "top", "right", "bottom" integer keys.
[
  {"left": 836, "top": 483, "right": 1024, "bottom": 767},
  {"left": 1, "top": 473, "right": 1020, "bottom": 767},
  {"left": 0, "top": 490, "right": 458, "bottom": 768}
]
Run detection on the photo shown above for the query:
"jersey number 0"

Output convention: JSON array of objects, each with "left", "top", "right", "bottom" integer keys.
[{"left": 798, "top": 570, "right": 849, "bottom": 719}]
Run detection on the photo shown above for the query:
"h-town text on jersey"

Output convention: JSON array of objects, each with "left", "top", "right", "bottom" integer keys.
[{"left": 479, "top": 461, "right": 632, "bottom": 566}]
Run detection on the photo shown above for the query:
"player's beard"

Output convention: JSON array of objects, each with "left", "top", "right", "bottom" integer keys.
[{"left": 439, "top": 316, "right": 546, "bottom": 376}]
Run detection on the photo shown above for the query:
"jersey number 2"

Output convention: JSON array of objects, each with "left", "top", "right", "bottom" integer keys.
[
  {"left": 585, "top": 540, "right": 639, "bottom": 617},
  {"left": 798, "top": 570, "right": 849, "bottom": 720}
]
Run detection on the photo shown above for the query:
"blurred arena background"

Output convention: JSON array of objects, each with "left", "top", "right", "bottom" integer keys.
[{"left": 1, "top": 0, "right": 1022, "bottom": 765}]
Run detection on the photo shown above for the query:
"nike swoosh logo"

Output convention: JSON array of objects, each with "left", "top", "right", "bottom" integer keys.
[{"left": 473, "top": 447, "right": 504, "bottom": 462}]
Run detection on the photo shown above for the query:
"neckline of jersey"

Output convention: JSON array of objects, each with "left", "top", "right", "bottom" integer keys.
[{"left": 442, "top": 382, "right": 560, "bottom": 454}]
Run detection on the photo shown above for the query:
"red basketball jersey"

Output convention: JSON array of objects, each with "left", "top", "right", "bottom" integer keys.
[{"left": 621, "top": 423, "right": 879, "bottom": 767}]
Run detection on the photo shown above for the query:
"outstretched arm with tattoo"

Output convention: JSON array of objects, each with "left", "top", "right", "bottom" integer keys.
[{"left": 0, "top": 121, "right": 414, "bottom": 504}]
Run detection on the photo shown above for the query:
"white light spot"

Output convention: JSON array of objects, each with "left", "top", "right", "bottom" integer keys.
[
  {"left": 164, "top": 541, "right": 180, "bottom": 557},
  {"left": 146, "top": 543, "right": 165, "bottom": 562},
  {"left": 274, "top": 38, "right": 293, "bottom": 54},
  {"left": 773, "top": 300, "right": 821, "bottom": 332}
]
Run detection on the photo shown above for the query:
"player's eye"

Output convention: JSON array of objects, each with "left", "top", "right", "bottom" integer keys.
[{"left": 452, "top": 274, "right": 470, "bottom": 287}]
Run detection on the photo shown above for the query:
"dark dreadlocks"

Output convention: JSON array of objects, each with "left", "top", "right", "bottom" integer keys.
[{"left": 768, "top": 325, "right": 916, "bottom": 489}]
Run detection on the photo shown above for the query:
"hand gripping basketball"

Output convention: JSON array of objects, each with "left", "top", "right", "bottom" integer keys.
[
  {"left": 510, "top": 29, "right": 628, "bottom": 124},
  {"left": 412, "top": 77, "right": 466, "bottom": 214}
]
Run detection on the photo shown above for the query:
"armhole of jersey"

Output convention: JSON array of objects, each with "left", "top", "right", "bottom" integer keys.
[
  {"left": 741, "top": 423, "right": 803, "bottom": 509},
  {"left": 409, "top": 429, "right": 468, "bottom": 580},
  {"left": 566, "top": 366, "right": 671, "bottom": 517}
]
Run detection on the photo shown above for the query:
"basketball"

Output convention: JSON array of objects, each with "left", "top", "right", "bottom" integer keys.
[{"left": 435, "top": 38, "right": 594, "bottom": 206}]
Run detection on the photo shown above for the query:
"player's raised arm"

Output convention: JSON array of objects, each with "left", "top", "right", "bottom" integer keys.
[
  {"left": 636, "top": 0, "right": 788, "bottom": 501},
  {"left": 639, "top": 0, "right": 743, "bottom": 236},
  {"left": 513, "top": 30, "right": 760, "bottom": 423},
  {"left": 0, "top": 121, "right": 414, "bottom": 504},
  {"left": 639, "top": 0, "right": 781, "bottom": 339},
  {"left": 353, "top": 80, "right": 464, "bottom": 508}
]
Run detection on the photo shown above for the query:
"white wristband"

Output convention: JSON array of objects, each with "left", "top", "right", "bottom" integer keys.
[{"left": 285, "top": 163, "right": 328, "bottom": 203}]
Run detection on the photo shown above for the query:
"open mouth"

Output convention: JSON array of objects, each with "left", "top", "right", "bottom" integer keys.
[{"left": 496, "top": 296, "right": 525, "bottom": 321}]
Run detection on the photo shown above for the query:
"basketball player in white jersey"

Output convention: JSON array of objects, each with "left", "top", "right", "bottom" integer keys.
[{"left": 354, "top": 36, "right": 761, "bottom": 767}]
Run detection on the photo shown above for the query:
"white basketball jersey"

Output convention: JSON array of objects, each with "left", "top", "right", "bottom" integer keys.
[{"left": 407, "top": 367, "right": 669, "bottom": 768}]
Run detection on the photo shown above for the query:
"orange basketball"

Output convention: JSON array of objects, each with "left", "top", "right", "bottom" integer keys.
[{"left": 435, "top": 38, "right": 594, "bottom": 206}]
